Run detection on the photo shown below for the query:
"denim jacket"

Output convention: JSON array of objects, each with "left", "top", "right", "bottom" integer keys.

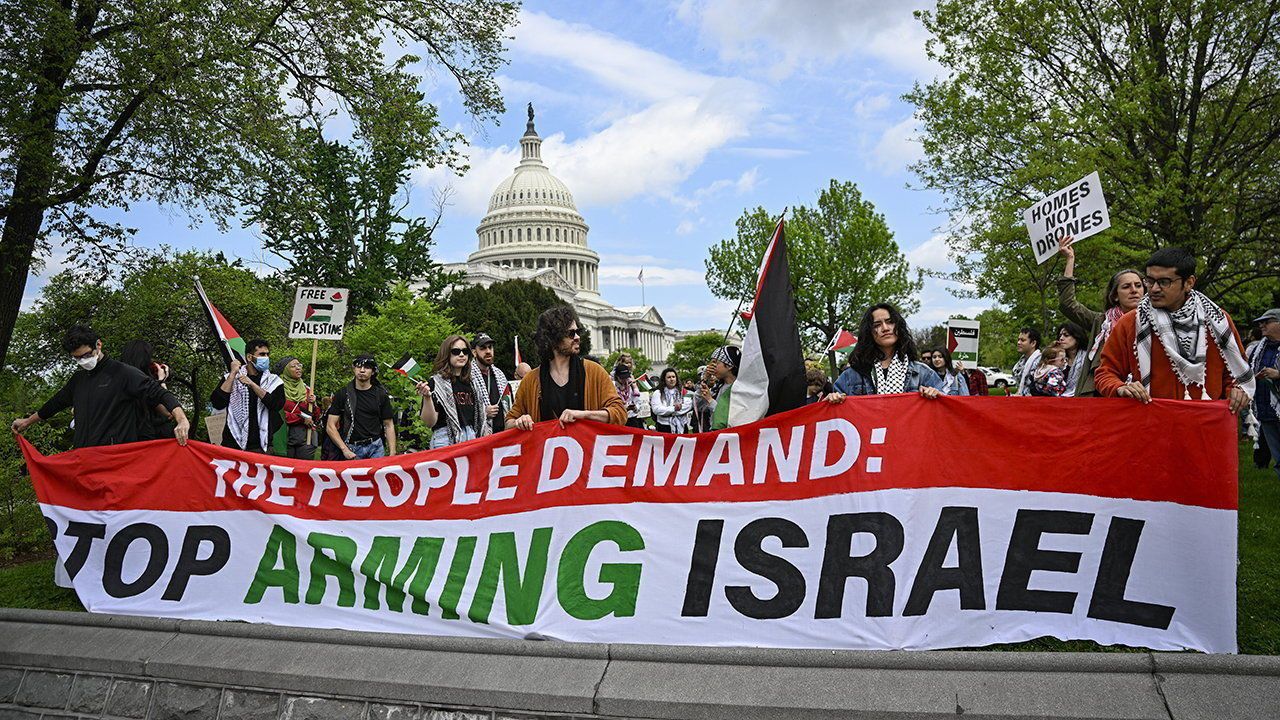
[{"left": 835, "top": 361, "right": 944, "bottom": 395}]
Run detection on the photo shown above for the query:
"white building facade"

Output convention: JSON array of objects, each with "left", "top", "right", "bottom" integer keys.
[{"left": 439, "top": 106, "right": 679, "bottom": 363}]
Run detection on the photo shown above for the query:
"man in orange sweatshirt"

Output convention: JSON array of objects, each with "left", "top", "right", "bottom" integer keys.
[{"left": 1095, "top": 247, "right": 1254, "bottom": 413}]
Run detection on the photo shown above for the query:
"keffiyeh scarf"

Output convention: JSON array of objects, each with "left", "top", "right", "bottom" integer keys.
[
  {"left": 228, "top": 367, "right": 283, "bottom": 450},
  {"left": 470, "top": 362, "right": 510, "bottom": 418},
  {"left": 874, "top": 355, "right": 910, "bottom": 395},
  {"left": 431, "top": 369, "right": 493, "bottom": 446},
  {"left": 1088, "top": 306, "right": 1125, "bottom": 361},
  {"left": 1134, "top": 290, "right": 1255, "bottom": 399}
]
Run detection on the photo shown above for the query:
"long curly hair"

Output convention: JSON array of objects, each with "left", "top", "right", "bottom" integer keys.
[
  {"left": 534, "top": 305, "right": 580, "bottom": 364},
  {"left": 849, "top": 303, "right": 918, "bottom": 375}
]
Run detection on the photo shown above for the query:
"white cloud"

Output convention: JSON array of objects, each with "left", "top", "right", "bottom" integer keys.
[
  {"left": 726, "top": 147, "right": 807, "bottom": 159},
  {"left": 854, "top": 93, "right": 892, "bottom": 119},
  {"left": 658, "top": 298, "right": 742, "bottom": 329},
  {"left": 906, "top": 233, "right": 951, "bottom": 273},
  {"left": 676, "top": 220, "right": 697, "bottom": 235},
  {"left": 873, "top": 115, "right": 923, "bottom": 174},
  {"left": 416, "top": 11, "right": 764, "bottom": 214},
  {"left": 600, "top": 265, "right": 706, "bottom": 286},
  {"left": 680, "top": 0, "right": 941, "bottom": 79}
]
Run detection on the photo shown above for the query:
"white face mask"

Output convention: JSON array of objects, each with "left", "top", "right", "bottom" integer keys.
[{"left": 76, "top": 354, "right": 99, "bottom": 371}]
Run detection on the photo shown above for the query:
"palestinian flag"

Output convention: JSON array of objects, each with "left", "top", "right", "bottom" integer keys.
[
  {"left": 305, "top": 303, "right": 333, "bottom": 323},
  {"left": 825, "top": 328, "right": 858, "bottom": 355},
  {"left": 635, "top": 372, "right": 653, "bottom": 392},
  {"left": 392, "top": 354, "right": 421, "bottom": 379},
  {"left": 195, "top": 277, "right": 245, "bottom": 369},
  {"left": 728, "top": 216, "right": 806, "bottom": 426}
]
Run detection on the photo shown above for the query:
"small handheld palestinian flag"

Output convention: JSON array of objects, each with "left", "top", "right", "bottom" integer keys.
[
  {"left": 635, "top": 372, "right": 653, "bottom": 392},
  {"left": 194, "top": 276, "right": 245, "bottom": 370},
  {"left": 824, "top": 327, "right": 858, "bottom": 355},
  {"left": 391, "top": 354, "right": 421, "bottom": 379}
]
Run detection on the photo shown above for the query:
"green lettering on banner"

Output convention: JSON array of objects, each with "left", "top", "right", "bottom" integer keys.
[
  {"left": 557, "top": 521, "right": 645, "bottom": 620},
  {"left": 306, "top": 532, "right": 358, "bottom": 606},
  {"left": 439, "top": 536, "right": 477, "bottom": 620},
  {"left": 468, "top": 528, "right": 553, "bottom": 625},
  {"left": 244, "top": 526, "right": 300, "bottom": 604},
  {"left": 361, "top": 537, "right": 404, "bottom": 611},
  {"left": 390, "top": 537, "right": 446, "bottom": 614}
]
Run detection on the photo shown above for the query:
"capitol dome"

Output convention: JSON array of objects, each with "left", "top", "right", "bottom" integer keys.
[{"left": 467, "top": 105, "right": 600, "bottom": 294}]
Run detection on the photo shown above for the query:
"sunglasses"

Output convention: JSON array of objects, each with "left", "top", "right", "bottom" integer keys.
[
  {"left": 353, "top": 361, "right": 376, "bottom": 369},
  {"left": 450, "top": 347, "right": 471, "bottom": 356},
  {"left": 564, "top": 328, "right": 582, "bottom": 338}
]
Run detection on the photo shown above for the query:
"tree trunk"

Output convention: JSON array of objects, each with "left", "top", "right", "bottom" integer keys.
[{"left": 0, "top": 206, "right": 46, "bottom": 370}]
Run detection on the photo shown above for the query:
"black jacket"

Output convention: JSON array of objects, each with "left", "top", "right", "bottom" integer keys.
[{"left": 38, "top": 357, "right": 181, "bottom": 448}]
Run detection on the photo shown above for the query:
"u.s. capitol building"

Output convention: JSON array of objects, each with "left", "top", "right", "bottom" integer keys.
[{"left": 438, "top": 106, "right": 680, "bottom": 362}]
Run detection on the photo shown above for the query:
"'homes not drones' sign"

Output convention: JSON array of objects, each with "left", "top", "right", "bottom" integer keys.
[{"left": 1024, "top": 171, "right": 1112, "bottom": 264}]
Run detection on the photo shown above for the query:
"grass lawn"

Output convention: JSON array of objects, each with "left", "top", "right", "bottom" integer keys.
[{"left": 2, "top": 442, "right": 1276, "bottom": 653}]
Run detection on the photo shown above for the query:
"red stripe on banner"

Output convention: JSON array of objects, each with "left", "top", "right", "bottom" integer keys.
[{"left": 19, "top": 397, "right": 1237, "bottom": 521}]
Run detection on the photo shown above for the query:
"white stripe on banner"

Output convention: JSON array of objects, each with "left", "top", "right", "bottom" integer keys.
[{"left": 42, "top": 486, "right": 1235, "bottom": 652}]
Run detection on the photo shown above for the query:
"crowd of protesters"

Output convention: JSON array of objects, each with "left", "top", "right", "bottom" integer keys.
[{"left": 11, "top": 242, "right": 1280, "bottom": 479}]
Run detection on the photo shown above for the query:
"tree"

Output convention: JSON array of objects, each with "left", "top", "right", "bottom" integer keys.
[
  {"left": 908, "top": 0, "right": 1280, "bottom": 325},
  {"left": 8, "top": 249, "right": 292, "bottom": 435},
  {"left": 0, "top": 0, "right": 518, "bottom": 369},
  {"left": 705, "top": 180, "right": 922, "bottom": 373},
  {"left": 249, "top": 125, "right": 461, "bottom": 318},
  {"left": 602, "top": 348, "right": 652, "bottom": 376},
  {"left": 665, "top": 332, "right": 723, "bottom": 381},
  {"left": 444, "top": 279, "right": 591, "bottom": 370}
]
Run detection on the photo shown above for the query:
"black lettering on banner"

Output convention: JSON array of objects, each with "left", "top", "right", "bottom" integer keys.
[
  {"left": 904, "top": 507, "right": 985, "bottom": 616},
  {"left": 61, "top": 521, "right": 107, "bottom": 581},
  {"left": 815, "top": 512, "right": 904, "bottom": 618},
  {"left": 996, "top": 510, "right": 1092, "bottom": 613},
  {"left": 725, "top": 518, "right": 808, "bottom": 619},
  {"left": 162, "top": 525, "right": 232, "bottom": 601},
  {"left": 681, "top": 519, "right": 724, "bottom": 617},
  {"left": 103, "top": 523, "right": 169, "bottom": 598},
  {"left": 1087, "top": 517, "right": 1175, "bottom": 629}
]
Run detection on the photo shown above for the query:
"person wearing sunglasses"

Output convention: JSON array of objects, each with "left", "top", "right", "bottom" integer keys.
[
  {"left": 12, "top": 324, "right": 189, "bottom": 448},
  {"left": 507, "top": 305, "right": 626, "bottom": 430},
  {"left": 1095, "top": 248, "right": 1253, "bottom": 412},
  {"left": 416, "top": 335, "right": 493, "bottom": 448},
  {"left": 325, "top": 354, "right": 396, "bottom": 459}
]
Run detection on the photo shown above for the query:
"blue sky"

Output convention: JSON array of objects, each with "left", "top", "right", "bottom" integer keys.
[{"left": 24, "top": 0, "right": 990, "bottom": 333}]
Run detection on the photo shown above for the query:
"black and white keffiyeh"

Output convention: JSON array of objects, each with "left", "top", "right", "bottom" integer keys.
[
  {"left": 1062, "top": 350, "right": 1088, "bottom": 397},
  {"left": 227, "top": 367, "right": 283, "bottom": 450},
  {"left": 470, "top": 362, "right": 510, "bottom": 417},
  {"left": 1134, "top": 290, "right": 1255, "bottom": 399},
  {"left": 874, "top": 355, "right": 910, "bottom": 395},
  {"left": 431, "top": 369, "right": 493, "bottom": 445}
]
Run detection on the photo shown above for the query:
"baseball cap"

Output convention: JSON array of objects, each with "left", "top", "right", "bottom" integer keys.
[
  {"left": 353, "top": 354, "right": 378, "bottom": 369},
  {"left": 1253, "top": 309, "right": 1280, "bottom": 324},
  {"left": 472, "top": 333, "right": 495, "bottom": 347}
]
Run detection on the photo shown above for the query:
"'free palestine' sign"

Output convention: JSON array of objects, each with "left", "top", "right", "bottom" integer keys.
[{"left": 289, "top": 287, "right": 349, "bottom": 340}]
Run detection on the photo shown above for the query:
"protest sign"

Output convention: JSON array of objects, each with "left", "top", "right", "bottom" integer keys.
[
  {"left": 289, "top": 287, "right": 349, "bottom": 340},
  {"left": 946, "top": 319, "right": 980, "bottom": 363},
  {"left": 1024, "top": 172, "right": 1111, "bottom": 264},
  {"left": 21, "top": 398, "right": 1236, "bottom": 653}
]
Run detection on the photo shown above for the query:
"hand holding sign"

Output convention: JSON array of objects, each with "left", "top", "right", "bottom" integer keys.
[{"left": 1024, "top": 172, "right": 1111, "bottom": 264}]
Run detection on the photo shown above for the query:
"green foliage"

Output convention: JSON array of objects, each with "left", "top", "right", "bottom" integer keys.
[
  {"left": 602, "top": 348, "right": 651, "bottom": 375},
  {"left": 0, "top": 0, "right": 519, "bottom": 369},
  {"left": 665, "top": 332, "right": 724, "bottom": 380},
  {"left": 908, "top": 0, "right": 1280, "bottom": 326},
  {"left": 7, "top": 249, "right": 291, "bottom": 436},
  {"left": 705, "top": 181, "right": 922, "bottom": 352},
  {"left": 344, "top": 283, "right": 462, "bottom": 372},
  {"left": 974, "top": 308, "right": 1023, "bottom": 370},
  {"left": 249, "top": 126, "right": 462, "bottom": 318},
  {"left": 444, "top": 279, "right": 589, "bottom": 370},
  {"left": 0, "top": 373, "right": 68, "bottom": 563}
]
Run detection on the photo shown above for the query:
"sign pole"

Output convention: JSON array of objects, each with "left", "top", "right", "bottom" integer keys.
[{"left": 306, "top": 338, "right": 318, "bottom": 446}]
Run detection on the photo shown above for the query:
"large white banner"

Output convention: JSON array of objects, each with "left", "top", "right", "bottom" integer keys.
[{"left": 22, "top": 397, "right": 1239, "bottom": 652}]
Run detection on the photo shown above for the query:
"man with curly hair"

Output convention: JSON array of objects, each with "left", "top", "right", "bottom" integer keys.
[{"left": 506, "top": 306, "right": 626, "bottom": 430}]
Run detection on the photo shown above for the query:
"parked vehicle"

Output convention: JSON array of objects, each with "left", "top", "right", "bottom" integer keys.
[{"left": 981, "top": 367, "right": 1014, "bottom": 388}]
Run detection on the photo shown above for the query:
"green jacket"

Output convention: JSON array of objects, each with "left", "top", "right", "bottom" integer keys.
[{"left": 1056, "top": 276, "right": 1103, "bottom": 396}]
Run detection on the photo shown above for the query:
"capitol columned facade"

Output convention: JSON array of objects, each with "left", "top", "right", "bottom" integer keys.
[{"left": 438, "top": 106, "right": 680, "bottom": 363}]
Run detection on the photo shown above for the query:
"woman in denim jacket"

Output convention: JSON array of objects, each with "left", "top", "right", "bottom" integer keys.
[{"left": 835, "top": 304, "right": 945, "bottom": 398}]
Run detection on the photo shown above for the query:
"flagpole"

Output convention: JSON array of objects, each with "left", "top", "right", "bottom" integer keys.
[
  {"left": 306, "top": 338, "right": 318, "bottom": 447},
  {"left": 723, "top": 207, "right": 788, "bottom": 346}
]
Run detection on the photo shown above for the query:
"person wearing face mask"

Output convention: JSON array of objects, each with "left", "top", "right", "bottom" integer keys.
[
  {"left": 12, "top": 324, "right": 190, "bottom": 448},
  {"left": 210, "top": 338, "right": 285, "bottom": 453}
]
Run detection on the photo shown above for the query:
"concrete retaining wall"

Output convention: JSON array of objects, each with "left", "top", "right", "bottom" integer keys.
[{"left": 1, "top": 609, "right": 1277, "bottom": 720}]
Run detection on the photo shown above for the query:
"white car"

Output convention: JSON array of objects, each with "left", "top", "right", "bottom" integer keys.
[{"left": 980, "top": 366, "right": 1014, "bottom": 389}]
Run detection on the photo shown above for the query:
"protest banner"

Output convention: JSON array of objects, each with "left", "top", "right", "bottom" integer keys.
[
  {"left": 20, "top": 398, "right": 1236, "bottom": 653},
  {"left": 1024, "top": 171, "right": 1112, "bottom": 264},
  {"left": 946, "top": 319, "right": 980, "bottom": 363}
]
